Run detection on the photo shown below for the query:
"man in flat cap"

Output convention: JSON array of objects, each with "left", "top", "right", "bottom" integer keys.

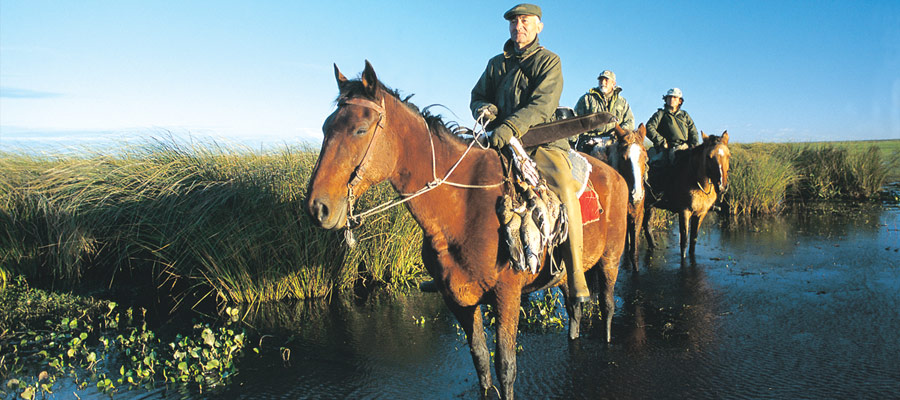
[
  {"left": 470, "top": 4, "right": 591, "bottom": 305},
  {"left": 572, "top": 69, "right": 635, "bottom": 158}
]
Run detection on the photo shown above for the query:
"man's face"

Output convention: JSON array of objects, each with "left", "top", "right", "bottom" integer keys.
[
  {"left": 508, "top": 14, "right": 543, "bottom": 49},
  {"left": 665, "top": 96, "right": 682, "bottom": 109},
  {"left": 599, "top": 77, "right": 615, "bottom": 94}
]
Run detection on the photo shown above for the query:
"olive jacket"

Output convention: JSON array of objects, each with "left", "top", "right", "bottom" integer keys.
[
  {"left": 645, "top": 107, "right": 701, "bottom": 149},
  {"left": 573, "top": 87, "right": 635, "bottom": 136},
  {"left": 470, "top": 38, "right": 566, "bottom": 151}
]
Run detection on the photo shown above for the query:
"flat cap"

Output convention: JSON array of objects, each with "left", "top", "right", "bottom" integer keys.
[
  {"left": 598, "top": 70, "right": 616, "bottom": 81},
  {"left": 504, "top": 4, "right": 542, "bottom": 20}
]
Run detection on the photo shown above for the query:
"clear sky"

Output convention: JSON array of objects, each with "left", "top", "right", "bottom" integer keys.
[{"left": 2, "top": 1, "right": 899, "bottom": 151}]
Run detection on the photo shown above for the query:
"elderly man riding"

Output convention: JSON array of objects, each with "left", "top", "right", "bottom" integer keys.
[
  {"left": 470, "top": 3, "right": 591, "bottom": 304},
  {"left": 572, "top": 69, "right": 635, "bottom": 156}
]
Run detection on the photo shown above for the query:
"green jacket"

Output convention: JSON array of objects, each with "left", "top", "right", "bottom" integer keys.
[
  {"left": 645, "top": 107, "right": 700, "bottom": 149},
  {"left": 470, "top": 38, "right": 566, "bottom": 151},
  {"left": 573, "top": 87, "right": 634, "bottom": 138}
]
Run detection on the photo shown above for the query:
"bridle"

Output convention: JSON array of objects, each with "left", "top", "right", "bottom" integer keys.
[
  {"left": 336, "top": 95, "right": 501, "bottom": 238},
  {"left": 340, "top": 97, "right": 386, "bottom": 191}
]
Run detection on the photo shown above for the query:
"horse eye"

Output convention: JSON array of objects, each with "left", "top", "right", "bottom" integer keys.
[{"left": 355, "top": 125, "right": 369, "bottom": 136}]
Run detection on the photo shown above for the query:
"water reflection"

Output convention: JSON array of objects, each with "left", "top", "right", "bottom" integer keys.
[{"left": 201, "top": 205, "right": 900, "bottom": 399}]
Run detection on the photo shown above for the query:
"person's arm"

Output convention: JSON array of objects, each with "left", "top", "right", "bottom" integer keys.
[
  {"left": 470, "top": 59, "right": 498, "bottom": 120},
  {"left": 645, "top": 110, "right": 664, "bottom": 147},
  {"left": 685, "top": 112, "right": 701, "bottom": 147},
  {"left": 620, "top": 99, "right": 635, "bottom": 131}
]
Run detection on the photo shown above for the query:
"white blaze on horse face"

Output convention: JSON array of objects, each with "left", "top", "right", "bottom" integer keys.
[{"left": 627, "top": 143, "right": 644, "bottom": 203}]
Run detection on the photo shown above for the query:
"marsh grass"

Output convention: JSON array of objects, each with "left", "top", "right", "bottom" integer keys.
[
  {"left": 0, "top": 139, "right": 422, "bottom": 307},
  {"left": 723, "top": 144, "right": 797, "bottom": 217},
  {"left": 2, "top": 139, "right": 896, "bottom": 306},
  {"left": 785, "top": 144, "right": 896, "bottom": 200}
]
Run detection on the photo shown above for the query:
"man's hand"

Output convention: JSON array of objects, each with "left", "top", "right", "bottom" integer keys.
[
  {"left": 476, "top": 104, "right": 498, "bottom": 122},
  {"left": 489, "top": 124, "right": 514, "bottom": 148}
]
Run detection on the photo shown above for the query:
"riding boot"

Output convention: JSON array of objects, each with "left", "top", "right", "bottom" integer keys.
[
  {"left": 560, "top": 189, "right": 590, "bottom": 304},
  {"left": 530, "top": 147, "right": 590, "bottom": 304}
]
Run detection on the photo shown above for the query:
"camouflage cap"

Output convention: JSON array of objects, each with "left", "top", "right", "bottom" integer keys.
[
  {"left": 504, "top": 3, "right": 542, "bottom": 20},
  {"left": 597, "top": 70, "right": 616, "bottom": 81}
]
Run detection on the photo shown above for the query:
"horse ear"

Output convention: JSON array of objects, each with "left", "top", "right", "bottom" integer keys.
[
  {"left": 361, "top": 60, "right": 378, "bottom": 98},
  {"left": 701, "top": 131, "right": 709, "bottom": 142},
  {"left": 637, "top": 123, "right": 647, "bottom": 140},
  {"left": 721, "top": 131, "right": 729, "bottom": 144},
  {"left": 613, "top": 124, "right": 627, "bottom": 139},
  {"left": 334, "top": 64, "right": 349, "bottom": 92}
]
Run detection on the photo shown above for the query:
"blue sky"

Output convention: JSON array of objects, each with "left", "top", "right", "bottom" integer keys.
[{"left": 2, "top": 1, "right": 898, "bottom": 151}]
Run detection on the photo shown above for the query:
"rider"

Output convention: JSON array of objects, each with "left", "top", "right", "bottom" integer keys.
[
  {"left": 645, "top": 88, "right": 701, "bottom": 192},
  {"left": 572, "top": 70, "right": 635, "bottom": 156},
  {"left": 471, "top": 3, "right": 590, "bottom": 304}
]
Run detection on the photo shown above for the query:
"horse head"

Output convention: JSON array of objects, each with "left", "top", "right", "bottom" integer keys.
[
  {"left": 613, "top": 123, "right": 649, "bottom": 204},
  {"left": 701, "top": 131, "right": 730, "bottom": 195},
  {"left": 307, "top": 61, "right": 402, "bottom": 230}
]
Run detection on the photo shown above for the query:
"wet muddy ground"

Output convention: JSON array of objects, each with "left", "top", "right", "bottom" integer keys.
[{"left": 190, "top": 204, "right": 899, "bottom": 399}]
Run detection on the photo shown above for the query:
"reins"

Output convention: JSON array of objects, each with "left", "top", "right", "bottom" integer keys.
[{"left": 341, "top": 96, "right": 501, "bottom": 232}]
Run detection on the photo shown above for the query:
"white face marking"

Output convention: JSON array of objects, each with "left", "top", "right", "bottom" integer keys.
[
  {"left": 718, "top": 148, "right": 725, "bottom": 157},
  {"left": 627, "top": 143, "right": 644, "bottom": 203}
]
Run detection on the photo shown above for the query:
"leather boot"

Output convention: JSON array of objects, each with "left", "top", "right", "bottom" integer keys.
[{"left": 560, "top": 189, "right": 591, "bottom": 304}]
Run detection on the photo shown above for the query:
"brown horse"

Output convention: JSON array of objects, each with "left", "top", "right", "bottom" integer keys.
[
  {"left": 306, "top": 61, "right": 627, "bottom": 399},
  {"left": 642, "top": 132, "right": 731, "bottom": 261},
  {"left": 603, "top": 124, "right": 649, "bottom": 271}
]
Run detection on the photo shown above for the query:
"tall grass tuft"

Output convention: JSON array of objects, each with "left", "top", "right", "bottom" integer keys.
[
  {"left": 723, "top": 144, "right": 797, "bottom": 217},
  {"left": 0, "top": 139, "right": 423, "bottom": 307},
  {"left": 787, "top": 144, "right": 895, "bottom": 200}
]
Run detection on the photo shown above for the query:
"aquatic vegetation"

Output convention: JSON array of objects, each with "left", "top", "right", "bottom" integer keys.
[
  {"left": 723, "top": 144, "right": 797, "bottom": 217},
  {"left": 0, "top": 277, "right": 247, "bottom": 398},
  {"left": 0, "top": 138, "right": 423, "bottom": 305},
  {"left": 1, "top": 139, "right": 896, "bottom": 306}
]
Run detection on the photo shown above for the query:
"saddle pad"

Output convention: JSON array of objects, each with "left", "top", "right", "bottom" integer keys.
[
  {"left": 568, "top": 150, "right": 592, "bottom": 197},
  {"left": 579, "top": 183, "right": 602, "bottom": 225}
]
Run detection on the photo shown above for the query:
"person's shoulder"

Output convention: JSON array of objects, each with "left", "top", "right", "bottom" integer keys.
[{"left": 531, "top": 46, "right": 560, "bottom": 64}]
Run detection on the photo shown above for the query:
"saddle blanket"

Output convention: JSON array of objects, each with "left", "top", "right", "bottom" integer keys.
[{"left": 579, "top": 184, "right": 602, "bottom": 225}]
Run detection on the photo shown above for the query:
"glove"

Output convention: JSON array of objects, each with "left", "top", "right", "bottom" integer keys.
[
  {"left": 489, "top": 124, "right": 514, "bottom": 149},
  {"left": 476, "top": 104, "right": 498, "bottom": 122}
]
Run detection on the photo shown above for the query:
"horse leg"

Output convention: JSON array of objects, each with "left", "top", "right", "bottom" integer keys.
[
  {"left": 561, "top": 280, "right": 583, "bottom": 340},
  {"left": 643, "top": 206, "right": 656, "bottom": 249},
  {"left": 689, "top": 212, "right": 707, "bottom": 258},
  {"left": 627, "top": 214, "right": 638, "bottom": 272},
  {"left": 632, "top": 208, "right": 644, "bottom": 272},
  {"left": 599, "top": 256, "right": 619, "bottom": 343},
  {"left": 446, "top": 302, "right": 493, "bottom": 397},
  {"left": 679, "top": 210, "right": 691, "bottom": 260},
  {"left": 494, "top": 287, "right": 523, "bottom": 399}
]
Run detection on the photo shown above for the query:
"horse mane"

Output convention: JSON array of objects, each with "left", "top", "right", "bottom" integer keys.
[{"left": 336, "top": 78, "right": 469, "bottom": 144}]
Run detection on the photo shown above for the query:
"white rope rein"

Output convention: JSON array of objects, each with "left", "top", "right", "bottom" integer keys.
[{"left": 348, "top": 112, "right": 502, "bottom": 226}]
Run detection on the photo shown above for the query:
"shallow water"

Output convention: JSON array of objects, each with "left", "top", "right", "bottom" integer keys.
[{"left": 147, "top": 204, "right": 900, "bottom": 398}]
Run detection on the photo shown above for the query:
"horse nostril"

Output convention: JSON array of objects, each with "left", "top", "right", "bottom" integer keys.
[{"left": 310, "top": 198, "right": 330, "bottom": 224}]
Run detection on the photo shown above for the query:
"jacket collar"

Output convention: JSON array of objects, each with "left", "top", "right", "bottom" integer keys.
[
  {"left": 590, "top": 86, "right": 622, "bottom": 100},
  {"left": 503, "top": 37, "right": 541, "bottom": 59}
]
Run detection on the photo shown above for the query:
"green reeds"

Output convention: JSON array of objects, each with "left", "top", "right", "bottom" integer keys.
[
  {"left": 787, "top": 144, "right": 896, "bottom": 200},
  {"left": 2, "top": 139, "right": 896, "bottom": 306},
  {"left": 723, "top": 144, "right": 797, "bottom": 217},
  {"left": 0, "top": 139, "right": 422, "bottom": 306}
]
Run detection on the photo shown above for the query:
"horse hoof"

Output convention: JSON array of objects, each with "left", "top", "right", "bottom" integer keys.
[
  {"left": 419, "top": 280, "right": 438, "bottom": 293},
  {"left": 573, "top": 295, "right": 591, "bottom": 304}
]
